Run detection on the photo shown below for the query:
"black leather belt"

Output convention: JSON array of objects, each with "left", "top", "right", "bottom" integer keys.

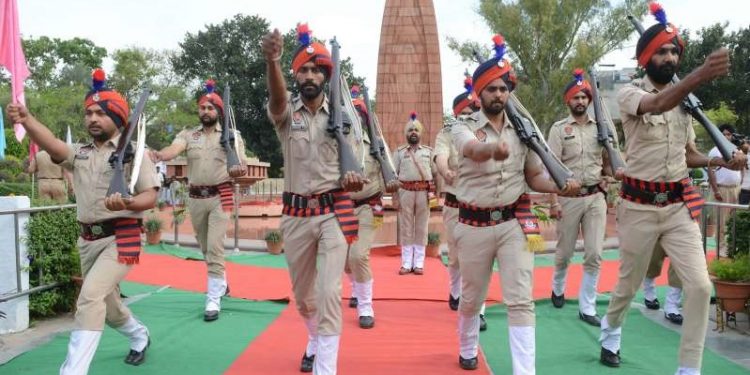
[
  {"left": 444, "top": 193, "right": 459, "bottom": 208},
  {"left": 621, "top": 182, "right": 682, "bottom": 205},
  {"left": 189, "top": 185, "right": 220, "bottom": 198},
  {"left": 282, "top": 191, "right": 336, "bottom": 209},
  {"left": 458, "top": 206, "right": 514, "bottom": 224},
  {"left": 576, "top": 184, "right": 602, "bottom": 197},
  {"left": 79, "top": 218, "right": 142, "bottom": 241}
]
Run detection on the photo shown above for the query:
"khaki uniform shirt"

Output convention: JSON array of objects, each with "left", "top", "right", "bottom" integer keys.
[
  {"left": 350, "top": 132, "right": 385, "bottom": 201},
  {"left": 31, "top": 150, "right": 64, "bottom": 179},
  {"left": 393, "top": 144, "right": 434, "bottom": 182},
  {"left": 434, "top": 127, "right": 460, "bottom": 194},
  {"left": 618, "top": 77, "right": 695, "bottom": 182},
  {"left": 60, "top": 135, "right": 159, "bottom": 223},
  {"left": 547, "top": 115, "right": 604, "bottom": 186},
  {"left": 452, "top": 110, "right": 540, "bottom": 207},
  {"left": 171, "top": 123, "right": 248, "bottom": 186},
  {"left": 269, "top": 94, "right": 349, "bottom": 195}
]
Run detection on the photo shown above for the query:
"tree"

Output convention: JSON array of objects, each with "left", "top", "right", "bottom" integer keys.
[
  {"left": 448, "top": 0, "right": 645, "bottom": 129},
  {"left": 17, "top": 36, "right": 107, "bottom": 89},
  {"left": 171, "top": 15, "right": 365, "bottom": 177}
]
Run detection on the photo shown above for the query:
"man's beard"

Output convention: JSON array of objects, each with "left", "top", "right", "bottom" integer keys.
[
  {"left": 482, "top": 99, "right": 505, "bottom": 116},
  {"left": 300, "top": 82, "right": 323, "bottom": 100},
  {"left": 200, "top": 114, "right": 218, "bottom": 127},
  {"left": 646, "top": 60, "right": 677, "bottom": 85},
  {"left": 407, "top": 134, "right": 420, "bottom": 145},
  {"left": 87, "top": 125, "right": 114, "bottom": 142},
  {"left": 569, "top": 104, "right": 587, "bottom": 116}
]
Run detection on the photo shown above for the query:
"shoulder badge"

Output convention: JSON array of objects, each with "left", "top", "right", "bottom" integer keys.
[{"left": 475, "top": 129, "right": 487, "bottom": 142}]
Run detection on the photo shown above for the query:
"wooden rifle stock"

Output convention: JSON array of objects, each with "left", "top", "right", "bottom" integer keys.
[
  {"left": 505, "top": 99, "right": 573, "bottom": 189},
  {"left": 220, "top": 84, "right": 242, "bottom": 172},
  {"left": 107, "top": 88, "right": 152, "bottom": 198},
  {"left": 328, "top": 38, "right": 362, "bottom": 178},
  {"left": 588, "top": 69, "right": 626, "bottom": 172},
  {"left": 627, "top": 15, "right": 736, "bottom": 161}
]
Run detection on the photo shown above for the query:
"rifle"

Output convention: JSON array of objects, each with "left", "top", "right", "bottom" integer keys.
[
  {"left": 327, "top": 38, "right": 363, "bottom": 178},
  {"left": 472, "top": 47, "right": 573, "bottom": 189},
  {"left": 361, "top": 85, "right": 398, "bottom": 185},
  {"left": 108, "top": 88, "right": 152, "bottom": 198},
  {"left": 220, "top": 84, "right": 242, "bottom": 172},
  {"left": 627, "top": 15, "right": 736, "bottom": 161},
  {"left": 505, "top": 98, "right": 574, "bottom": 189},
  {"left": 588, "top": 69, "right": 626, "bottom": 172}
]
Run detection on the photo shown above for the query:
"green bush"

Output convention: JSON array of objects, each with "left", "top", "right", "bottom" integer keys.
[
  {"left": 0, "top": 181, "right": 32, "bottom": 196},
  {"left": 709, "top": 255, "right": 750, "bottom": 282},
  {"left": 427, "top": 232, "right": 441, "bottom": 246},
  {"left": 4, "top": 128, "right": 30, "bottom": 160},
  {"left": 144, "top": 215, "right": 163, "bottom": 233},
  {"left": 726, "top": 210, "right": 750, "bottom": 259},
  {"left": 25, "top": 207, "right": 80, "bottom": 318},
  {"left": 0, "top": 155, "right": 30, "bottom": 183},
  {"left": 264, "top": 230, "right": 282, "bottom": 243}
]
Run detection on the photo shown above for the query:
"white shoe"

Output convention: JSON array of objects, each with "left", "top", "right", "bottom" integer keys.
[
  {"left": 304, "top": 318, "right": 318, "bottom": 357},
  {"left": 642, "top": 277, "right": 657, "bottom": 302},
  {"left": 413, "top": 245, "right": 426, "bottom": 269},
  {"left": 401, "top": 245, "right": 414, "bottom": 270},
  {"left": 60, "top": 330, "right": 102, "bottom": 375},
  {"left": 578, "top": 271, "right": 599, "bottom": 316},
  {"left": 314, "top": 335, "right": 340, "bottom": 375},
  {"left": 354, "top": 279, "right": 374, "bottom": 318},
  {"left": 509, "top": 326, "right": 536, "bottom": 375},
  {"left": 458, "top": 314, "right": 479, "bottom": 359},
  {"left": 675, "top": 367, "right": 700, "bottom": 375},
  {"left": 599, "top": 316, "right": 621, "bottom": 353},
  {"left": 551, "top": 268, "right": 567, "bottom": 297},
  {"left": 115, "top": 316, "right": 149, "bottom": 351},
  {"left": 205, "top": 276, "right": 227, "bottom": 313},
  {"left": 664, "top": 287, "right": 683, "bottom": 315}
]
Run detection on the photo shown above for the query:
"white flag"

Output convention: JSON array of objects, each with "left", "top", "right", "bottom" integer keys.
[{"left": 65, "top": 125, "right": 72, "bottom": 145}]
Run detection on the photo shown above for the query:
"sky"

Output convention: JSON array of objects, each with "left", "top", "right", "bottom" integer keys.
[{"left": 16, "top": 0, "right": 748, "bottom": 113}]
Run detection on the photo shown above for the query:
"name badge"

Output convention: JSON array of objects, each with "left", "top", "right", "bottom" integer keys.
[
  {"left": 291, "top": 112, "right": 306, "bottom": 131},
  {"left": 564, "top": 135, "right": 576, "bottom": 140}
]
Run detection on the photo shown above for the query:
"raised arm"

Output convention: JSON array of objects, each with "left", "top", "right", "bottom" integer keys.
[
  {"left": 262, "top": 29, "right": 288, "bottom": 120},
  {"left": 6, "top": 104, "right": 69, "bottom": 163}
]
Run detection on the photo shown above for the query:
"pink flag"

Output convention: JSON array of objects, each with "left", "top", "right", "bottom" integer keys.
[{"left": 0, "top": 0, "right": 30, "bottom": 142}]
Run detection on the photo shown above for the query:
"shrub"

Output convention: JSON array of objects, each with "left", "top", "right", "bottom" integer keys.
[
  {"left": 264, "top": 230, "right": 282, "bottom": 243},
  {"left": 427, "top": 232, "right": 441, "bottom": 246},
  {"left": 709, "top": 255, "right": 750, "bottom": 282},
  {"left": 25, "top": 207, "right": 80, "bottom": 318},
  {"left": 144, "top": 215, "right": 163, "bottom": 234},
  {"left": 726, "top": 210, "right": 750, "bottom": 259},
  {"left": 0, "top": 182, "right": 32, "bottom": 197}
]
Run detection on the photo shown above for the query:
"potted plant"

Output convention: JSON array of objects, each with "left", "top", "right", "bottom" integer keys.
[
  {"left": 709, "top": 255, "right": 750, "bottom": 313},
  {"left": 265, "top": 230, "right": 283, "bottom": 255},
  {"left": 426, "top": 232, "right": 441, "bottom": 258},
  {"left": 144, "top": 216, "right": 163, "bottom": 245}
]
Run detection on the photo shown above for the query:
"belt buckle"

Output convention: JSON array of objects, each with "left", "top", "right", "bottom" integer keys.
[
  {"left": 490, "top": 210, "right": 503, "bottom": 221},
  {"left": 90, "top": 224, "right": 103, "bottom": 236},
  {"left": 200, "top": 188, "right": 209, "bottom": 197},
  {"left": 654, "top": 192, "right": 669, "bottom": 204},
  {"left": 307, "top": 199, "right": 319, "bottom": 209}
]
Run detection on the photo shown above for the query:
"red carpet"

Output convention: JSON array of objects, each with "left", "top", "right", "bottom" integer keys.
[
  {"left": 125, "top": 253, "right": 292, "bottom": 301},
  {"left": 225, "top": 301, "right": 491, "bottom": 375}
]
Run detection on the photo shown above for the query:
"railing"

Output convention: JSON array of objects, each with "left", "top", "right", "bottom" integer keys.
[{"left": 0, "top": 204, "right": 76, "bottom": 303}]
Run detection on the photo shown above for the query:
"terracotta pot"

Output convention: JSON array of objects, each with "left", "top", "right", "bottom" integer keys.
[
  {"left": 712, "top": 278, "right": 750, "bottom": 313},
  {"left": 146, "top": 231, "right": 161, "bottom": 245},
  {"left": 426, "top": 244, "right": 440, "bottom": 258},
  {"left": 266, "top": 241, "right": 283, "bottom": 255}
]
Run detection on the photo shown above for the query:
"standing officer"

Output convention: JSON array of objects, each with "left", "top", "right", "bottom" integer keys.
[
  {"left": 435, "top": 75, "right": 486, "bottom": 330},
  {"left": 27, "top": 149, "right": 73, "bottom": 203},
  {"left": 598, "top": 4, "right": 745, "bottom": 373},
  {"left": 7, "top": 69, "right": 158, "bottom": 374},
  {"left": 152, "top": 80, "right": 247, "bottom": 322},
  {"left": 452, "top": 35, "right": 579, "bottom": 373},
  {"left": 263, "top": 24, "right": 366, "bottom": 375},
  {"left": 547, "top": 69, "right": 614, "bottom": 326},
  {"left": 393, "top": 112, "right": 435, "bottom": 275}
]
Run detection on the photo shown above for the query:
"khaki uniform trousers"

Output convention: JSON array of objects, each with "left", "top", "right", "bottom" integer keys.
[
  {"left": 443, "top": 205, "right": 460, "bottom": 275},
  {"left": 454, "top": 219, "right": 535, "bottom": 326},
  {"left": 187, "top": 196, "right": 229, "bottom": 278},
  {"left": 397, "top": 189, "right": 429, "bottom": 246},
  {"left": 554, "top": 193, "right": 607, "bottom": 275},
  {"left": 75, "top": 236, "right": 133, "bottom": 331},
  {"left": 281, "top": 213, "right": 348, "bottom": 335},
  {"left": 606, "top": 200, "right": 711, "bottom": 369},
  {"left": 38, "top": 178, "right": 67, "bottom": 203},
  {"left": 347, "top": 205, "right": 376, "bottom": 283},
  {"left": 646, "top": 242, "right": 682, "bottom": 289}
]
